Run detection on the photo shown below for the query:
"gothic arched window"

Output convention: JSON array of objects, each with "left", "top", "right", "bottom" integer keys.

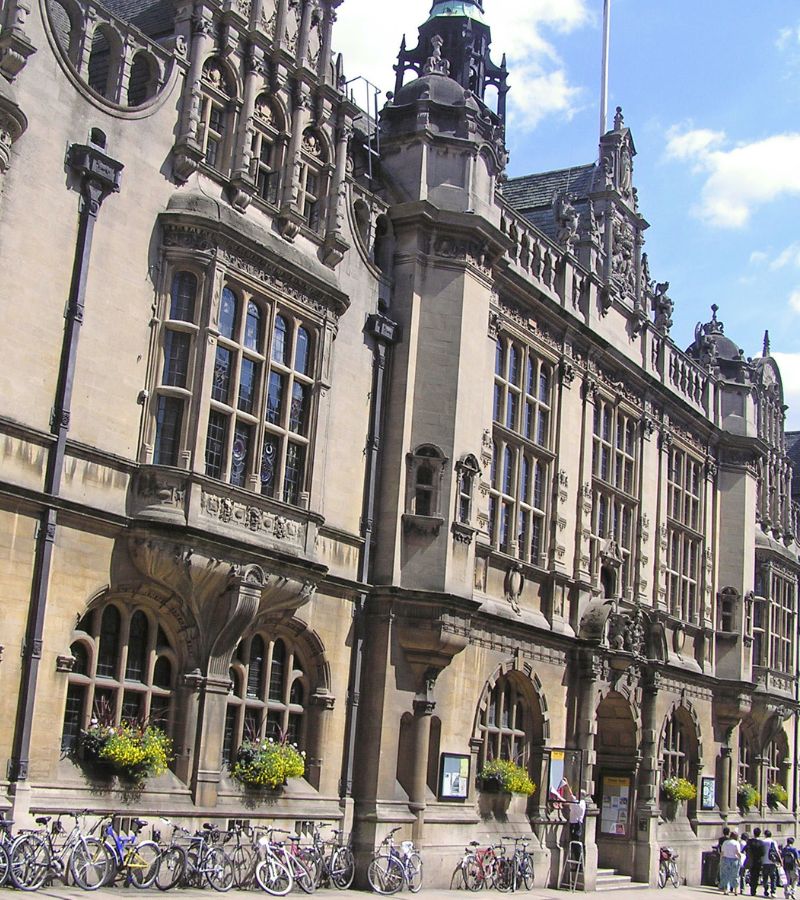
[
  {"left": 61, "top": 604, "right": 176, "bottom": 751},
  {"left": 223, "top": 634, "right": 309, "bottom": 764}
]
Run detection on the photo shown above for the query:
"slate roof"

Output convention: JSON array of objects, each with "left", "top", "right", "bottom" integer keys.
[
  {"left": 101, "top": 0, "right": 174, "bottom": 38},
  {"left": 500, "top": 163, "right": 596, "bottom": 214}
]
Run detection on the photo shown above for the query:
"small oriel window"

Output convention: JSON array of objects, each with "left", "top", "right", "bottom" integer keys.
[
  {"left": 405, "top": 444, "right": 448, "bottom": 520},
  {"left": 455, "top": 454, "right": 481, "bottom": 525}
]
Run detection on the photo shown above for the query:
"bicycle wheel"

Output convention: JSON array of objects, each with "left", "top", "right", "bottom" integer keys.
[
  {"left": 462, "top": 856, "right": 481, "bottom": 891},
  {"left": 156, "top": 846, "right": 187, "bottom": 891},
  {"left": 658, "top": 860, "right": 668, "bottom": 889},
  {"left": 407, "top": 852, "right": 423, "bottom": 893},
  {"left": 299, "top": 848, "right": 323, "bottom": 889},
  {"left": 9, "top": 833, "right": 51, "bottom": 891},
  {"left": 0, "top": 843, "right": 9, "bottom": 887},
  {"left": 669, "top": 860, "right": 680, "bottom": 888},
  {"left": 229, "top": 844, "right": 255, "bottom": 889},
  {"left": 330, "top": 846, "right": 355, "bottom": 890},
  {"left": 520, "top": 852, "right": 534, "bottom": 890},
  {"left": 70, "top": 838, "right": 114, "bottom": 890},
  {"left": 495, "top": 856, "right": 514, "bottom": 893},
  {"left": 205, "top": 847, "right": 234, "bottom": 892},
  {"left": 291, "top": 855, "right": 316, "bottom": 894},
  {"left": 255, "top": 856, "right": 292, "bottom": 896},
  {"left": 367, "top": 854, "right": 404, "bottom": 895},
  {"left": 128, "top": 840, "right": 161, "bottom": 888}
]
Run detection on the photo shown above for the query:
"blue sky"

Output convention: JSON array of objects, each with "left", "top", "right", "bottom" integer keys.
[{"left": 334, "top": 0, "right": 800, "bottom": 428}]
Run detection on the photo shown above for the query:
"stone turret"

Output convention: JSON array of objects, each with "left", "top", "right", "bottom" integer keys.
[{"left": 392, "top": 0, "right": 508, "bottom": 128}]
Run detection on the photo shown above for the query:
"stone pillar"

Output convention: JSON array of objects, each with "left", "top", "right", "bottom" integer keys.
[
  {"left": 634, "top": 670, "right": 661, "bottom": 884},
  {"left": 228, "top": 45, "right": 264, "bottom": 210},
  {"left": 306, "top": 689, "right": 335, "bottom": 792},
  {"left": 278, "top": 83, "right": 311, "bottom": 239},
  {"left": 171, "top": 12, "right": 214, "bottom": 182},
  {"left": 322, "top": 118, "right": 351, "bottom": 266},
  {"left": 576, "top": 650, "right": 599, "bottom": 890},
  {"left": 190, "top": 673, "right": 233, "bottom": 807},
  {"left": 718, "top": 745, "right": 732, "bottom": 817},
  {"left": 410, "top": 697, "right": 435, "bottom": 845}
]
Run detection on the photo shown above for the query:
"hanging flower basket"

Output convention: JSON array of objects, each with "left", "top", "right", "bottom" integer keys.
[
  {"left": 661, "top": 776, "right": 697, "bottom": 802},
  {"left": 767, "top": 783, "right": 787, "bottom": 809},
  {"left": 231, "top": 737, "right": 305, "bottom": 789},
  {"left": 79, "top": 721, "right": 172, "bottom": 783},
  {"left": 737, "top": 782, "right": 760, "bottom": 812},
  {"left": 477, "top": 759, "right": 536, "bottom": 796}
]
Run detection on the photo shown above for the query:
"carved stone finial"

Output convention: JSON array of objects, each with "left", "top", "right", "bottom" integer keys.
[
  {"left": 423, "top": 33, "right": 450, "bottom": 76},
  {"left": 763, "top": 329, "right": 770, "bottom": 356},
  {"left": 613, "top": 106, "right": 624, "bottom": 131}
]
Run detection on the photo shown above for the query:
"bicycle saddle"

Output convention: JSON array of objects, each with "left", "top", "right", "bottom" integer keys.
[{"left": 35, "top": 816, "right": 51, "bottom": 826}]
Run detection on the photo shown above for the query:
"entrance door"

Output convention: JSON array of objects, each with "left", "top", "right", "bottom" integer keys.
[{"left": 595, "top": 692, "right": 637, "bottom": 874}]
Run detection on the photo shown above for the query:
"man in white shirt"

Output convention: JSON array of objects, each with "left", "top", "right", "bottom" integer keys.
[{"left": 561, "top": 779, "right": 588, "bottom": 842}]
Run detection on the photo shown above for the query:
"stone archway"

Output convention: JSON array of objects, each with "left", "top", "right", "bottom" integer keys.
[{"left": 595, "top": 690, "right": 638, "bottom": 873}]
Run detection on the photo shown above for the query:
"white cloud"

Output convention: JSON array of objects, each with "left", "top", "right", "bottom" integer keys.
[
  {"left": 770, "top": 242, "right": 800, "bottom": 270},
  {"left": 665, "top": 126, "right": 800, "bottom": 228},
  {"left": 749, "top": 250, "right": 768, "bottom": 266},
  {"left": 664, "top": 127, "right": 725, "bottom": 164},
  {"left": 771, "top": 352, "right": 800, "bottom": 430},
  {"left": 776, "top": 25, "right": 800, "bottom": 50},
  {"left": 788, "top": 289, "right": 800, "bottom": 314},
  {"left": 333, "top": 0, "right": 590, "bottom": 131}
]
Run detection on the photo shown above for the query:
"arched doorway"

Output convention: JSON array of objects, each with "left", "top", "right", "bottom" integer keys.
[{"left": 595, "top": 691, "right": 638, "bottom": 873}]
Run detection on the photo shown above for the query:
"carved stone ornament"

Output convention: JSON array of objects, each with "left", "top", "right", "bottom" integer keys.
[
  {"left": 611, "top": 212, "right": 636, "bottom": 298},
  {"left": 0, "top": 78, "right": 27, "bottom": 174},
  {"left": 652, "top": 281, "right": 673, "bottom": 334},
  {"left": 423, "top": 34, "right": 450, "bottom": 77},
  {"left": 503, "top": 562, "right": 525, "bottom": 615},
  {"left": 606, "top": 605, "right": 646, "bottom": 656},
  {"left": 553, "top": 190, "right": 579, "bottom": 253},
  {"left": 160, "top": 221, "right": 348, "bottom": 319}
]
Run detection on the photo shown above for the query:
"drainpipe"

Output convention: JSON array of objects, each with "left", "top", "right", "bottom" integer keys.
[
  {"left": 7, "top": 135, "right": 122, "bottom": 786},
  {"left": 339, "top": 309, "right": 399, "bottom": 799}
]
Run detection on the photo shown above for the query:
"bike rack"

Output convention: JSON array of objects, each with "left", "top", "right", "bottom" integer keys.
[{"left": 560, "top": 841, "right": 585, "bottom": 892}]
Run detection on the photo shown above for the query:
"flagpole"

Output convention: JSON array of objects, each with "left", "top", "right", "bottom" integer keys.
[{"left": 599, "top": 0, "right": 611, "bottom": 138}]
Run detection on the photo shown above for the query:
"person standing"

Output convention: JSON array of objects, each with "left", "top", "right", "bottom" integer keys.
[
  {"left": 781, "top": 837, "right": 799, "bottom": 899},
  {"left": 741, "top": 833, "right": 751, "bottom": 894},
  {"left": 762, "top": 830, "right": 780, "bottom": 898},
  {"left": 748, "top": 829, "right": 765, "bottom": 897},
  {"left": 560, "top": 779, "right": 588, "bottom": 843},
  {"left": 720, "top": 831, "right": 743, "bottom": 896}
]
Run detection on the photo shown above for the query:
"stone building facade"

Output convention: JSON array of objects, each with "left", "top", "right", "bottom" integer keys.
[{"left": 0, "top": 0, "right": 798, "bottom": 887}]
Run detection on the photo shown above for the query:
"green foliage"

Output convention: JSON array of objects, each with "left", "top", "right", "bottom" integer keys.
[
  {"left": 737, "top": 782, "right": 760, "bottom": 811},
  {"left": 661, "top": 776, "right": 697, "bottom": 802},
  {"left": 231, "top": 738, "right": 306, "bottom": 789},
  {"left": 81, "top": 722, "right": 172, "bottom": 782},
  {"left": 767, "top": 782, "right": 788, "bottom": 808},
  {"left": 479, "top": 759, "right": 536, "bottom": 796}
]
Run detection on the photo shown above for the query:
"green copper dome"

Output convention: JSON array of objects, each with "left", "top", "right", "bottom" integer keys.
[{"left": 426, "top": 0, "right": 486, "bottom": 24}]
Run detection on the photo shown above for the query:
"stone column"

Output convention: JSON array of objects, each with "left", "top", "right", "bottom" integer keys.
[
  {"left": 633, "top": 670, "right": 661, "bottom": 884},
  {"left": 410, "top": 697, "right": 435, "bottom": 845},
  {"left": 576, "top": 650, "right": 600, "bottom": 890},
  {"left": 306, "top": 689, "right": 335, "bottom": 792},
  {"left": 191, "top": 673, "right": 234, "bottom": 807},
  {"left": 278, "top": 83, "right": 312, "bottom": 239},
  {"left": 718, "top": 745, "right": 732, "bottom": 817},
  {"left": 228, "top": 45, "right": 264, "bottom": 210},
  {"left": 171, "top": 12, "right": 214, "bottom": 182},
  {"left": 322, "top": 118, "right": 351, "bottom": 266}
]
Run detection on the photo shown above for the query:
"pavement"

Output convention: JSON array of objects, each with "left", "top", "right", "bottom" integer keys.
[{"left": 0, "top": 883, "right": 744, "bottom": 900}]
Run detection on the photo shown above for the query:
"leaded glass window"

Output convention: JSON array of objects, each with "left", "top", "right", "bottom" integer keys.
[{"left": 488, "top": 334, "right": 552, "bottom": 563}]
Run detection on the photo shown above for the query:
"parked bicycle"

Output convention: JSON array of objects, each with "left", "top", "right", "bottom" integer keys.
[
  {"left": 367, "top": 827, "right": 422, "bottom": 895},
  {"left": 9, "top": 812, "right": 112, "bottom": 891},
  {"left": 502, "top": 835, "right": 535, "bottom": 891},
  {"left": 253, "top": 828, "right": 295, "bottom": 896},
  {"left": 101, "top": 816, "right": 161, "bottom": 889},
  {"left": 152, "top": 819, "right": 232, "bottom": 892},
  {"left": 658, "top": 847, "right": 680, "bottom": 888},
  {"left": 223, "top": 820, "right": 257, "bottom": 889},
  {"left": 0, "top": 816, "right": 13, "bottom": 886},
  {"left": 460, "top": 840, "right": 506, "bottom": 891},
  {"left": 308, "top": 826, "right": 354, "bottom": 890}
]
